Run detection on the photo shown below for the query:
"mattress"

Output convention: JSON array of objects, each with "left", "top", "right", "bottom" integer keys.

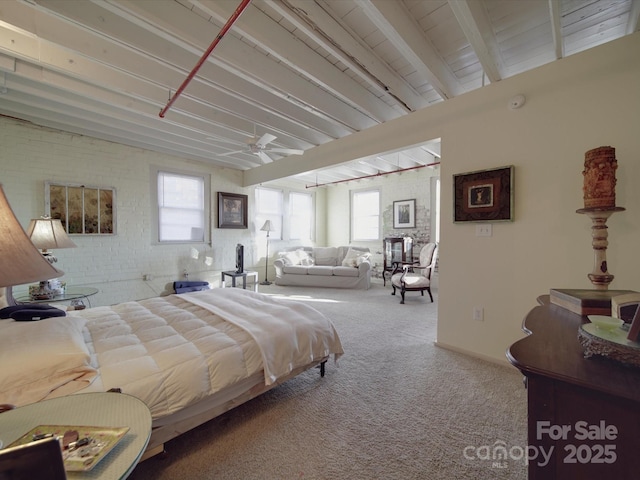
[{"left": 0, "top": 289, "right": 343, "bottom": 421}]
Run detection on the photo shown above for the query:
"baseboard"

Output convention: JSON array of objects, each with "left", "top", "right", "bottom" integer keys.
[{"left": 434, "top": 340, "right": 513, "bottom": 368}]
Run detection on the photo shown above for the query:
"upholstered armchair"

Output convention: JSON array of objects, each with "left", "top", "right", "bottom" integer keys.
[{"left": 391, "top": 243, "right": 438, "bottom": 304}]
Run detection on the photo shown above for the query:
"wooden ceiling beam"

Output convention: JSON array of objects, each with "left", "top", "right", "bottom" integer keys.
[
  {"left": 357, "top": 0, "right": 464, "bottom": 99},
  {"left": 448, "top": 0, "right": 505, "bottom": 82}
]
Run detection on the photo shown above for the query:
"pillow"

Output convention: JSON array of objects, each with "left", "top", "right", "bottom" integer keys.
[
  {"left": 341, "top": 248, "right": 361, "bottom": 267},
  {"left": 280, "top": 251, "right": 302, "bottom": 266},
  {"left": 0, "top": 317, "right": 97, "bottom": 406},
  {"left": 356, "top": 252, "right": 371, "bottom": 266},
  {"left": 296, "top": 249, "right": 315, "bottom": 266}
]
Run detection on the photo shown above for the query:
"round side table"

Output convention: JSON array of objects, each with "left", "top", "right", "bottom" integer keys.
[{"left": 0, "top": 392, "right": 151, "bottom": 479}]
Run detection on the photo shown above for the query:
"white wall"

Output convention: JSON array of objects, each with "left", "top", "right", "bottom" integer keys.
[
  {"left": 436, "top": 33, "right": 640, "bottom": 363},
  {"left": 0, "top": 119, "right": 321, "bottom": 306},
  {"left": 318, "top": 33, "right": 640, "bottom": 364}
]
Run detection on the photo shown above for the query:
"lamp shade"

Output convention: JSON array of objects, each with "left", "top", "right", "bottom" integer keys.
[
  {"left": 27, "top": 218, "right": 77, "bottom": 250},
  {"left": 260, "top": 220, "right": 273, "bottom": 232},
  {"left": 0, "top": 185, "right": 62, "bottom": 288}
]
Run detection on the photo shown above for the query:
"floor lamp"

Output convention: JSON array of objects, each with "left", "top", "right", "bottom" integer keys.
[{"left": 260, "top": 220, "right": 274, "bottom": 285}]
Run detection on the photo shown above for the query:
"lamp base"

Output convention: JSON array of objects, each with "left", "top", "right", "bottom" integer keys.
[{"left": 260, "top": 280, "right": 272, "bottom": 286}]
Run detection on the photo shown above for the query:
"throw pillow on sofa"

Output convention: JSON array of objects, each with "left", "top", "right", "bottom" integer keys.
[
  {"left": 342, "top": 248, "right": 371, "bottom": 267},
  {"left": 279, "top": 249, "right": 314, "bottom": 266},
  {"left": 297, "top": 250, "right": 314, "bottom": 266}
]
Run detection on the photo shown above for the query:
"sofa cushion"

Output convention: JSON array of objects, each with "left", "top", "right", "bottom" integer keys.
[
  {"left": 313, "top": 247, "right": 339, "bottom": 266},
  {"left": 333, "top": 266, "right": 360, "bottom": 277},
  {"left": 307, "top": 266, "right": 334, "bottom": 276},
  {"left": 282, "top": 265, "right": 309, "bottom": 274}
]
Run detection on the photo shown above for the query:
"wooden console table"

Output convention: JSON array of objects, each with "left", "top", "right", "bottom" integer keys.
[{"left": 507, "top": 295, "right": 640, "bottom": 479}]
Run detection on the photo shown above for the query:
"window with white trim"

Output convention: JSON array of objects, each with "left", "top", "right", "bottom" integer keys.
[
  {"left": 289, "top": 191, "right": 313, "bottom": 241},
  {"left": 154, "top": 169, "right": 209, "bottom": 243},
  {"left": 351, "top": 189, "right": 380, "bottom": 241},
  {"left": 255, "top": 187, "right": 283, "bottom": 240}
]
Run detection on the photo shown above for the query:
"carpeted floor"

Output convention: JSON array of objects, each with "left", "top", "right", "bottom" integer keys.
[{"left": 129, "top": 280, "right": 527, "bottom": 480}]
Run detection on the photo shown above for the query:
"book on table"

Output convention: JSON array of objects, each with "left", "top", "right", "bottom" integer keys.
[{"left": 550, "top": 288, "right": 639, "bottom": 316}]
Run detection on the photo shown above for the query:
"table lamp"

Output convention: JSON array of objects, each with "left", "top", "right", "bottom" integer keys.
[
  {"left": 27, "top": 216, "right": 77, "bottom": 264},
  {"left": 26, "top": 216, "right": 76, "bottom": 299},
  {"left": 260, "top": 220, "right": 274, "bottom": 285},
  {"left": 0, "top": 185, "right": 62, "bottom": 306}
]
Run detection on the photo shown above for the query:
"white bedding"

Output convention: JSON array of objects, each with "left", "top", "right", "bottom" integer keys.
[{"left": 0, "top": 289, "right": 343, "bottom": 421}]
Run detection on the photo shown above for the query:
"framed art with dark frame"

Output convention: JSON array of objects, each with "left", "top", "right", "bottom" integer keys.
[
  {"left": 217, "top": 192, "right": 248, "bottom": 229},
  {"left": 393, "top": 199, "right": 416, "bottom": 229},
  {"left": 453, "top": 166, "right": 514, "bottom": 223}
]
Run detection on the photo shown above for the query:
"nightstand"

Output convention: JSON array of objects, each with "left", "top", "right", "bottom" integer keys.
[
  {"left": 0, "top": 392, "right": 151, "bottom": 479},
  {"left": 15, "top": 287, "right": 99, "bottom": 308}
]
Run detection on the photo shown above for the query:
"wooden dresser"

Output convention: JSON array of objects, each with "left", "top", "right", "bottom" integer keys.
[{"left": 507, "top": 295, "right": 640, "bottom": 479}]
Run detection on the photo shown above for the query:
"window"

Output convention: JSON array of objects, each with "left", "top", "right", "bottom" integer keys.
[
  {"left": 155, "top": 169, "right": 209, "bottom": 243},
  {"left": 351, "top": 189, "right": 380, "bottom": 241},
  {"left": 255, "top": 187, "right": 283, "bottom": 240},
  {"left": 289, "top": 192, "right": 313, "bottom": 241}
]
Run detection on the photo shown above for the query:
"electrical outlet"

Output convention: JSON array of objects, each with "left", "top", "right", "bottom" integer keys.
[
  {"left": 473, "top": 307, "right": 484, "bottom": 321},
  {"left": 143, "top": 274, "right": 152, "bottom": 281},
  {"left": 476, "top": 224, "right": 492, "bottom": 237}
]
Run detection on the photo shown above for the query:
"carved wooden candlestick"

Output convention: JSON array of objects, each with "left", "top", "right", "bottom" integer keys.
[
  {"left": 576, "top": 206, "right": 624, "bottom": 290},
  {"left": 579, "top": 146, "right": 623, "bottom": 290}
]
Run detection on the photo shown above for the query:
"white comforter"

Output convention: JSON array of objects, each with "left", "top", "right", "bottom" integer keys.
[{"left": 0, "top": 289, "right": 343, "bottom": 420}]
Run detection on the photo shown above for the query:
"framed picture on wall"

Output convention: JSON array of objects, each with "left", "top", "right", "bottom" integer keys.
[
  {"left": 453, "top": 166, "right": 514, "bottom": 222},
  {"left": 393, "top": 199, "right": 416, "bottom": 228},
  {"left": 217, "top": 192, "right": 248, "bottom": 229}
]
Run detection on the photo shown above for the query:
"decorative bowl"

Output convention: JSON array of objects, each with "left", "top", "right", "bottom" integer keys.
[{"left": 587, "top": 315, "right": 624, "bottom": 332}]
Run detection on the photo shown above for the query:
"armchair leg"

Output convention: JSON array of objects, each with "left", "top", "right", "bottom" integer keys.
[
  {"left": 391, "top": 285, "right": 396, "bottom": 296},
  {"left": 400, "top": 288, "right": 406, "bottom": 304},
  {"left": 427, "top": 288, "right": 433, "bottom": 302}
]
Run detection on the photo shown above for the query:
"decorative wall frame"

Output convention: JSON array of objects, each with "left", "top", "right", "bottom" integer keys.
[
  {"left": 217, "top": 192, "right": 248, "bottom": 229},
  {"left": 393, "top": 199, "right": 416, "bottom": 229},
  {"left": 453, "top": 166, "right": 514, "bottom": 222},
  {"left": 45, "top": 182, "right": 116, "bottom": 234}
]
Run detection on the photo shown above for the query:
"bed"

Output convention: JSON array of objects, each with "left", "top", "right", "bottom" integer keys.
[{"left": 0, "top": 288, "right": 344, "bottom": 459}]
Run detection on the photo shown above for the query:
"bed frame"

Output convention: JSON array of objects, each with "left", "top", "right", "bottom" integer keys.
[{"left": 141, "top": 358, "right": 328, "bottom": 460}]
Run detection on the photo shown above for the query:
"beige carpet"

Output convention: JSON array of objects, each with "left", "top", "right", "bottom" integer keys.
[{"left": 129, "top": 280, "right": 527, "bottom": 480}]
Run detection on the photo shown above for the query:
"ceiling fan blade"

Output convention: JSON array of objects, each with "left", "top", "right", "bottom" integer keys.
[
  {"left": 219, "top": 149, "right": 246, "bottom": 157},
  {"left": 256, "top": 133, "right": 276, "bottom": 148},
  {"left": 257, "top": 150, "right": 273, "bottom": 164},
  {"left": 267, "top": 148, "right": 304, "bottom": 155}
]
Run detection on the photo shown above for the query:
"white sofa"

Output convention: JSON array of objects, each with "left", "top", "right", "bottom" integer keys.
[{"left": 273, "top": 246, "right": 371, "bottom": 289}]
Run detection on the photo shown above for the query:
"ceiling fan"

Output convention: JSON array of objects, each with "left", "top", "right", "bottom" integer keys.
[{"left": 220, "top": 130, "right": 303, "bottom": 164}]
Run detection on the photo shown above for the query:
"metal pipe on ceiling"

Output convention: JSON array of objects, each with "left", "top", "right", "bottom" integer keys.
[
  {"left": 305, "top": 162, "right": 441, "bottom": 189},
  {"left": 159, "top": 0, "right": 252, "bottom": 118}
]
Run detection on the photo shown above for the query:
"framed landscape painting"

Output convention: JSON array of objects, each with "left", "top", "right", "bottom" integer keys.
[
  {"left": 218, "top": 192, "right": 248, "bottom": 229},
  {"left": 453, "top": 166, "right": 514, "bottom": 222}
]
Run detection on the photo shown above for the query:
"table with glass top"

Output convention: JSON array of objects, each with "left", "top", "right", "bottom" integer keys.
[
  {"left": 15, "top": 286, "right": 99, "bottom": 308},
  {"left": 0, "top": 392, "right": 152, "bottom": 479}
]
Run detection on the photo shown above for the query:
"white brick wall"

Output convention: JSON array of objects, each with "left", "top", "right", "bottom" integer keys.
[{"left": 0, "top": 117, "right": 259, "bottom": 306}]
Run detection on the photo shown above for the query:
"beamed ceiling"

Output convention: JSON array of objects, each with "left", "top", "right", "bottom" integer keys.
[{"left": 0, "top": 0, "right": 638, "bottom": 187}]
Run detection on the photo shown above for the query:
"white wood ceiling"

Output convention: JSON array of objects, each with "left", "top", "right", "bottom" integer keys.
[{"left": 0, "top": 0, "right": 637, "bottom": 187}]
